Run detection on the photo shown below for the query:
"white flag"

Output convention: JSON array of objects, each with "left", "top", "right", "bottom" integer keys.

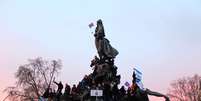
[{"left": 88, "top": 22, "right": 94, "bottom": 28}]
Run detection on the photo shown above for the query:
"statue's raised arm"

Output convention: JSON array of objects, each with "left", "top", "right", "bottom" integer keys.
[{"left": 94, "top": 19, "right": 119, "bottom": 63}]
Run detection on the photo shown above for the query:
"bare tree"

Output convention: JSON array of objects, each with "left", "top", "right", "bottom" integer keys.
[
  {"left": 167, "top": 74, "right": 201, "bottom": 101},
  {"left": 4, "top": 57, "right": 62, "bottom": 101}
]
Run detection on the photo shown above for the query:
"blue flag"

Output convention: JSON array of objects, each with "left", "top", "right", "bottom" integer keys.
[{"left": 133, "top": 67, "right": 144, "bottom": 90}]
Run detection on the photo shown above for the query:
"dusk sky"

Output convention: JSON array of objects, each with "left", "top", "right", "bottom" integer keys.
[{"left": 0, "top": 0, "right": 201, "bottom": 100}]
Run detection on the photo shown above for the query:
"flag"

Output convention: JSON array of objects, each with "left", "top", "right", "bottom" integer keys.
[
  {"left": 133, "top": 67, "right": 144, "bottom": 90},
  {"left": 134, "top": 68, "right": 142, "bottom": 83},
  {"left": 88, "top": 22, "right": 94, "bottom": 28},
  {"left": 124, "top": 81, "right": 130, "bottom": 87}
]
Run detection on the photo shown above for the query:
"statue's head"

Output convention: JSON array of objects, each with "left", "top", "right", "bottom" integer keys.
[
  {"left": 95, "top": 19, "right": 105, "bottom": 38},
  {"left": 97, "top": 19, "right": 103, "bottom": 25}
]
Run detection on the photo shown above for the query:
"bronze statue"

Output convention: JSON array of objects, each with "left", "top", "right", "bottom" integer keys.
[{"left": 94, "top": 19, "right": 119, "bottom": 62}]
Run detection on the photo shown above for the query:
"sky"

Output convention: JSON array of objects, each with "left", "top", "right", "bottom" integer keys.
[{"left": 0, "top": 0, "right": 201, "bottom": 100}]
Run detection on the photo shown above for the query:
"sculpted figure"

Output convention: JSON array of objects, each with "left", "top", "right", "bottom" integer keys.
[{"left": 94, "top": 19, "right": 119, "bottom": 61}]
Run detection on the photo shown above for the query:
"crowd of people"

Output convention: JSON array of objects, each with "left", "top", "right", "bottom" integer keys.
[
  {"left": 39, "top": 74, "right": 169, "bottom": 101},
  {"left": 40, "top": 81, "right": 141, "bottom": 101}
]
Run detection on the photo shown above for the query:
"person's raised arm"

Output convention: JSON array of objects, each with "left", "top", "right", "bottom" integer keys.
[{"left": 53, "top": 81, "right": 59, "bottom": 85}]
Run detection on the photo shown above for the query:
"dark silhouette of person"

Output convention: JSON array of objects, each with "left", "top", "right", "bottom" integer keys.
[
  {"left": 103, "top": 83, "right": 112, "bottom": 101},
  {"left": 71, "top": 84, "right": 78, "bottom": 101},
  {"left": 42, "top": 88, "right": 49, "bottom": 98},
  {"left": 54, "top": 81, "right": 63, "bottom": 94},
  {"left": 54, "top": 81, "right": 63, "bottom": 101},
  {"left": 71, "top": 84, "right": 77, "bottom": 95},
  {"left": 112, "top": 84, "right": 119, "bottom": 101},
  {"left": 119, "top": 86, "right": 126, "bottom": 97},
  {"left": 127, "top": 87, "right": 132, "bottom": 101},
  {"left": 63, "top": 83, "right": 71, "bottom": 101},
  {"left": 64, "top": 83, "right": 71, "bottom": 95}
]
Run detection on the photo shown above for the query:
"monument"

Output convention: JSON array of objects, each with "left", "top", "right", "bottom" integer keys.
[
  {"left": 40, "top": 19, "right": 170, "bottom": 101},
  {"left": 74, "top": 19, "right": 170, "bottom": 101},
  {"left": 75, "top": 19, "right": 121, "bottom": 101}
]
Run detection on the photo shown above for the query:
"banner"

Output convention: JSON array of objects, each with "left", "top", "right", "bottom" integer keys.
[{"left": 90, "top": 89, "right": 103, "bottom": 96}]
